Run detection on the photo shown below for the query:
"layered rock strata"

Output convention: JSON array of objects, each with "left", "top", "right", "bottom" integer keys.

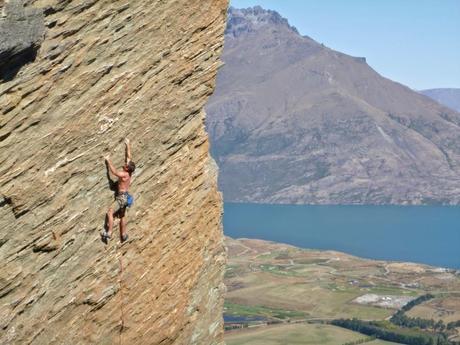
[{"left": 0, "top": 0, "right": 227, "bottom": 344}]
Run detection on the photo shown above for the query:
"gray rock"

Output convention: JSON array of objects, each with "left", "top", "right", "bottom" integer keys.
[{"left": 0, "top": 0, "right": 44, "bottom": 81}]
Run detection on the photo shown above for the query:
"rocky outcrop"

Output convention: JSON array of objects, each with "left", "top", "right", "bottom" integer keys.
[
  {"left": 0, "top": 0, "right": 44, "bottom": 81},
  {"left": 225, "top": 6, "right": 299, "bottom": 38},
  {"left": 207, "top": 6, "right": 460, "bottom": 205},
  {"left": 0, "top": 0, "right": 227, "bottom": 344}
]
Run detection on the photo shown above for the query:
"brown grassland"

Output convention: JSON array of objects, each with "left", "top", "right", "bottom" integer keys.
[
  {"left": 226, "top": 323, "right": 402, "bottom": 345},
  {"left": 224, "top": 237, "right": 460, "bottom": 344}
]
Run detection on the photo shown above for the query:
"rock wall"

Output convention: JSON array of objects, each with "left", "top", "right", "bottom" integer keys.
[{"left": 0, "top": 0, "right": 228, "bottom": 344}]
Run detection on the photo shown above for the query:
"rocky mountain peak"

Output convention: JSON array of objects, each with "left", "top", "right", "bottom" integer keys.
[
  {"left": 226, "top": 6, "right": 299, "bottom": 37},
  {"left": 207, "top": 5, "right": 460, "bottom": 206}
]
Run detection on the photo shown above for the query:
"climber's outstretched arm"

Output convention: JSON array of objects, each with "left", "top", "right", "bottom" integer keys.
[
  {"left": 125, "top": 138, "right": 132, "bottom": 164},
  {"left": 105, "top": 155, "right": 123, "bottom": 178}
]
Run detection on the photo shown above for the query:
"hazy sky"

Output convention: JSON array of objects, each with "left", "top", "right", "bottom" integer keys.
[{"left": 230, "top": 0, "right": 460, "bottom": 90}]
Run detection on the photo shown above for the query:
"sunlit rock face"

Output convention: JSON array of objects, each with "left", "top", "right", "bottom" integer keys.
[{"left": 0, "top": 0, "right": 228, "bottom": 344}]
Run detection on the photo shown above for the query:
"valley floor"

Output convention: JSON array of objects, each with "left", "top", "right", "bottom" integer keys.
[
  {"left": 226, "top": 323, "right": 402, "bottom": 345},
  {"left": 224, "top": 237, "right": 460, "bottom": 344}
]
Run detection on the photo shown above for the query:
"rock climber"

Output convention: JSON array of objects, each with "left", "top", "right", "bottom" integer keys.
[{"left": 102, "top": 138, "right": 135, "bottom": 243}]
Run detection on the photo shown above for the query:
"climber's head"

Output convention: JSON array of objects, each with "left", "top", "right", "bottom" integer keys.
[{"left": 123, "top": 161, "right": 136, "bottom": 175}]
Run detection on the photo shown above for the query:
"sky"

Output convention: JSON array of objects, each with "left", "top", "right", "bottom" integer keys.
[{"left": 230, "top": 0, "right": 460, "bottom": 90}]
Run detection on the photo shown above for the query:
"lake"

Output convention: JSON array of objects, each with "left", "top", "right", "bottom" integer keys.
[{"left": 223, "top": 203, "right": 460, "bottom": 269}]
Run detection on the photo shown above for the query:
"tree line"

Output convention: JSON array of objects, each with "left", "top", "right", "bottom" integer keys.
[
  {"left": 390, "top": 293, "right": 460, "bottom": 333},
  {"left": 331, "top": 318, "right": 456, "bottom": 345},
  {"left": 391, "top": 312, "right": 460, "bottom": 332},
  {"left": 331, "top": 293, "right": 460, "bottom": 345},
  {"left": 400, "top": 294, "right": 435, "bottom": 312}
]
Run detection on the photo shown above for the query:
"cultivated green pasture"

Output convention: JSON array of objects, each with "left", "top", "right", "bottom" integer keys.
[{"left": 225, "top": 323, "right": 373, "bottom": 345}]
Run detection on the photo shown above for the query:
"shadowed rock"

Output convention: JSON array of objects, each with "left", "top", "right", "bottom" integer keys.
[{"left": 0, "top": 0, "right": 44, "bottom": 81}]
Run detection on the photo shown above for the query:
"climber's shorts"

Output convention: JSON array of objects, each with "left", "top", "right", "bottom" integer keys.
[{"left": 114, "top": 192, "right": 129, "bottom": 216}]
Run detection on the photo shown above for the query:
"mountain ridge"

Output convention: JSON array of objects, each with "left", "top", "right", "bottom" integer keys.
[
  {"left": 420, "top": 88, "right": 460, "bottom": 112},
  {"left": 206, "top": 6, "right": 460, "bottom": 205}
]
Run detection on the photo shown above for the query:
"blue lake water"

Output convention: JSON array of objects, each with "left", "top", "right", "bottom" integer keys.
[{"left": 223, "top": 203, "right": 460, "bottom": 269}]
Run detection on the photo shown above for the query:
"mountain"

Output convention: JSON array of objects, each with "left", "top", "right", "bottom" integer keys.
[
  {"left": 206, "top": 6, "right": 460, "bottom": 205},
  {"left": 420, "top": 88, "right": 460, "bottom": 112},
  {"left": 0, "top": 1, "right": 227, "bottom": 344}
]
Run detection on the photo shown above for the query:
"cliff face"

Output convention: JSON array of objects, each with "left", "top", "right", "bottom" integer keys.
[{"left": 0, "top": 1, "right": 228, "bottom": 344}]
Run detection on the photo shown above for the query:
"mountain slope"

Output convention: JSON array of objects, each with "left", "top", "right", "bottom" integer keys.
[
  {"left": 421, "top": 88, "right": 460, "bottom": 112},
  {"left": 206, "top": 6, "right": 460, "bottom": 204},
  {"left": 0, "top": 1, "right": 227, "bottom": 344}
]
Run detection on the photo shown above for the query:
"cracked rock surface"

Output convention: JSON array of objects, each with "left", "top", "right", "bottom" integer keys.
[{"left": 0, "top": 0, "right": 227, "bottom": 344}]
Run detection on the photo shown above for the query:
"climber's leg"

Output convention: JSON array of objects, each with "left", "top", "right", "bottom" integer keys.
[
  {"left": 119, "top": 209, "right": 128, "bottom": 243},
  {"left": 106, "top": 207, "right": 114, "bottom": 238},
  {"left": 102, "top": 201, "right": 116, "bottom": 241}
]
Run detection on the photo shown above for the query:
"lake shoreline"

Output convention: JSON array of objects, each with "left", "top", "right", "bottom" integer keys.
[
  {"left": 224, "top": 203, "right": 460, "bottom": 269},
  {"left": 228, "top": 236, "right": 460, "bottom": 273}
]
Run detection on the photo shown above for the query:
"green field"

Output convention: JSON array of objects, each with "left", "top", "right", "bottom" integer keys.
[
  {"left": 370, "top": 341, "right": 403, "bottom": 345},
  {"left": 225, "top": 323, "right": 403, "bottom": 345},
  {"left": 224, "top": 237, "right": 460, "bottom": 343},
  {"left": 225, "top": 301, "right": 309, "bottom": 320}
]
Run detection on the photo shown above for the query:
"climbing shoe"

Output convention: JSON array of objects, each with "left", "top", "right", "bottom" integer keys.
[{"left": 101, "top": 231, "right": 111, "bottom": 244}]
